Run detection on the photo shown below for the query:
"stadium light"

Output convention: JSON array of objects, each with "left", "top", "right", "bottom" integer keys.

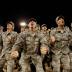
[{"left": 20, "top": 21, "right": 26, "bottom": 27}]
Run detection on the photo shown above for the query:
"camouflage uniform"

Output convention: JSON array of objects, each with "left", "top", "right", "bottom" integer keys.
[
  {"left": 50, "top": 26, "right": 72, "bottom": 72},
  {"left": 40, "top": 30, "right": 52, "bottom": 72},
  {"left": 19, "top": 24, "right": 40, "bottom": 72},
  {"left": 0, "top": 31, "right": 18, "bottom": 72},
  {"left": 12, "top": 30, "right": 48, "bottom": 72},
  {"left": 40, "top": 30, "right": 50, "bottom": 58},
  {"left": 19, "top": 27, "right": 29, "bottom": 70}
]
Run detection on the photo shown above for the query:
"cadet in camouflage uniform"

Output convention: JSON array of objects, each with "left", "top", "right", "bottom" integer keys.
[
  {"left": 0, "top": 21, "right": 18, "bottom": 72},
  {"left": 19, "top": 24, "right": 40, "bottom": 72},
  {"left": 40, "top": 24, "right": 49, "bottom": 58},
  {"left": 50, "top": 16, "right": 72, "bottom": 72},
  {"left": 11, "top": 18, "right": 48, "bottom": 72},
  {"left": 19, "top": 25, "right": 29, "bottom": 71},
  {"left": 40, "top": 24, "right": 52, "bottom": 72}
]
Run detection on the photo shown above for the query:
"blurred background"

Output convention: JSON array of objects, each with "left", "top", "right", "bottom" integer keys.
[{"left": 0, "top": 0, "right": 72, "bottom": 32}]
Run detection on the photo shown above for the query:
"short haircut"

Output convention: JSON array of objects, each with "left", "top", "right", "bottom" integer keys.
[{"left": 28, "top": 18, "right": 37, "bottom": 23}]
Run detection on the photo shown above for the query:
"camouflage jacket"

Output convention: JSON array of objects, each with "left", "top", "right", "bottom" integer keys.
[
  {"left": 50, "top": 26, "right": 72, "bottom": 54},
  {"left": 40, "top": 30, "right": 50, "bottom": 48},
  {"left": 1, "top": 31, "right": 18, "bottom": 57},
  {"left": 12, "top": 30, "right": 49, "bottom": 55}
]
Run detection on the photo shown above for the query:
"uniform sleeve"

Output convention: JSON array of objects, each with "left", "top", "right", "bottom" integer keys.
[
  {"left": 49, "top": 28, "right": 56, "bottom": 47},
  {"left": 13, "top": 32, "right": 18, "bottom": 43},
  {"left": 12, "top": 32, "right": 25, "bottom": 51}
]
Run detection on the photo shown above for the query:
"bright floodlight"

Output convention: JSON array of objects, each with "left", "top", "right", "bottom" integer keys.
[{"left": 20, "top": 22, "right": 26, "bottom": 26}]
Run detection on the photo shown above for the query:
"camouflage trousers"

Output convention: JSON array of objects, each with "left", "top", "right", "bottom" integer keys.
[
  {"left": 5, "top": 53, "right": 15, "bottom": 72},
  {"left": 6, "top": 60, "right": 15, "bottom": 72},
  {"left": 19, "top": 53, "right": 44, "bottom": 72},
  {"left": 0, "top": 57, "right": 6, "bottom": 72},
  {"left": 0, "top": 53, "right": 15, "bottom": 72},
  {"left": 69, "top": 52, "right": 72, "bottom": 72},
  {"left": 41, "top": 54, "right": 52, "bottom": 72},
  {"left": 52, "top": 52, "right": 70, "bottom": 72}
]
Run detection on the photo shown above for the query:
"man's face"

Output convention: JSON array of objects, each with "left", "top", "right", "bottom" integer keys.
[
  {"left": 7, "top": 23, "right": 13, "bottom": 30},
  {"left": 28, "top": 21, "right": 36, "bottom": 29},
  {"left": 41, "top": 26, "right": 47, "bottom": 31},
  {"left": 56, "top": 18, "right": 64, "bottom": 26}
]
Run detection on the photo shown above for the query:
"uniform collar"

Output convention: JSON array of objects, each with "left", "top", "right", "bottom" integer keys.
[
  {"left": 6, "top": 31, "right": 13, "bottom": 35},
  {"left": 56, "top": 27, "right": 65, "bottom": 33}
]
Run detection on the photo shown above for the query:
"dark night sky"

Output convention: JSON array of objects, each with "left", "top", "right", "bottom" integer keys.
[{"left": 0, "top": 1, "right": 72, "bottom": 32}]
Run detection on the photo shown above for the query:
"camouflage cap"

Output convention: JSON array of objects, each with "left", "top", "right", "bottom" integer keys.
[
  {"left": 41, "top": 24, "right": 47, "bottom": 27},
  {"left": 56, "top": 15, "right": 64, "bottom": 22}
]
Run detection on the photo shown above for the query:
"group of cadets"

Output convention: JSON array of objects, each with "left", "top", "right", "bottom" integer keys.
[{"left": 0, "top": 15, "right": 72, "bottom": 72}]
